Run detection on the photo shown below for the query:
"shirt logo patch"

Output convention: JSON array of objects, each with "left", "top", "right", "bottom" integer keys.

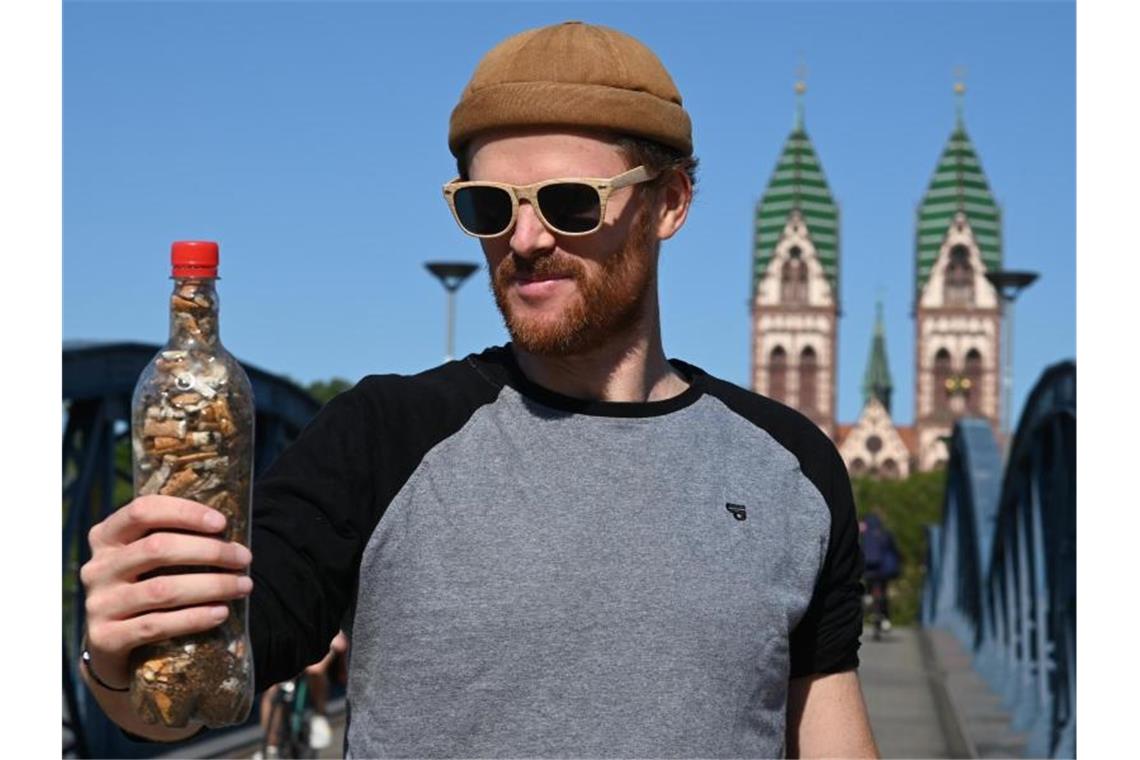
[{"left": 726, "top": 503, "right": 747, "bottom": 521}]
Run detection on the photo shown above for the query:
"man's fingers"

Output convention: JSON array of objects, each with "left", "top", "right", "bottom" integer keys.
[
  {"left": 92, "top": 495, "right": 228, "bottom": 548},
  {"left": 112, "top": 532, "right": 252, "bottom": 581},
  {"left": 97, "top": 604, "right": 235, "bottom": 654},
  {"left": 90, "top": 572, "right": 253, "bottom": 622}
]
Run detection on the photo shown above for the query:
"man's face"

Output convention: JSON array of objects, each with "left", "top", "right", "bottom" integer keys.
[{"left": 466, "top": 130, "right": 659, "bottom": 357}]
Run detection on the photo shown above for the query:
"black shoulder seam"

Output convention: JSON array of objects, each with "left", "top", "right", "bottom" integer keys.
[
  {"left": 697, "top": 374, "right": 844, "bottom": 512},
  {"left": 696, "top": 376, "right": 864, "bottom": 678},
  {"left": 466, "top": 353, "right": 508, "bottom": 393},
  {"left": 363, "top": 357, "right": 507, "bottom": 522}
]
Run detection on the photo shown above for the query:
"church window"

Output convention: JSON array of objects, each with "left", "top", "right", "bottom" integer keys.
[
  {"left": 769, "top": 347, "right": 787, "bottom": 402},
  {"left": 781, "top": 247, "right": 808, "bottom": 304},
  {"left": 850, "top": 458, "right": 866, "bottom": 476},
  {"left": 799, "top": 346, "right": 818, "bottom": 413},
  {"left": 881, "top": 459, "right": 899, "bottom": 479},
  {"left": 934, "top": 349, "right": 952, "bottom": 413},
  {"left": 944, "top": 245, "right": 974, "bottom": 306},
  {"left": 866, "top": 435, "right": 883, "bottom": 455},
  {"left": 965, "top": 349, "right": 983, "bottom": 413}
]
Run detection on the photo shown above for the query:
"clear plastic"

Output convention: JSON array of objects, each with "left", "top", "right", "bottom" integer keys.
[{"left": 128, "top": 276, "right": 255, "bottom": 728}]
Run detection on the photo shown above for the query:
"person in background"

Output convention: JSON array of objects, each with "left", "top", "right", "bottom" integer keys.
[
  {"left": 860, "top": 511, "right": 902, "bottom": 634},
  {"left": 256, "top": 631, "right": 348, "bottom": 759}
]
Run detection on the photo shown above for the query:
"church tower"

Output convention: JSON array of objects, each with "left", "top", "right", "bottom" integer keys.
[
  {"left": 863, "top": 301, "right": 894, "bottom": 414},
  {"left": 913, "top": 83, "right": 1003, "bottom": 470},
  {"left": 751, "top": 80, "right": 840, "bottom": 438},
  {"left": 839, "top": 302, "right": 914, "bottom": 479}
]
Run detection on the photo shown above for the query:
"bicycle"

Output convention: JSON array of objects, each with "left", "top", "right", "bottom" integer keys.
[
  {"left": 258, "top": 676, "right": 318, "bottom": 760},
  {"left": 257, "top": 630, "right": 347, "bottom": 759},
  {"left": 864, "top": 578, "right": 892, "bottom": 641}
]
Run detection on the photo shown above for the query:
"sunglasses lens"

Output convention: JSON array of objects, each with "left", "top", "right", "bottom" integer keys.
[
  {"left": 537, "top": 183, "right": 602, "bottom": 233},
  {"left": 453, "top": 186, "right": 514, "bottom": 236}
]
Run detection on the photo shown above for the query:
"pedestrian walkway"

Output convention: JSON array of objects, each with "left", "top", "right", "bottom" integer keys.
[
  {"left": 924, "top": 626, "right": 1029, "bottom": 758},
  {"left": 860, "top": 625, "right": 954, "bottom": 758},
  {"left": 860, "top": 624, "right": 1031, "bottom": 759}
]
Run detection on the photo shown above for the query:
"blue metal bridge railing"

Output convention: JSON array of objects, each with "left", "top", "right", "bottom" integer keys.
[
  {"left": 62, "top": 342, "right": 322, "bottom": 759},
  {"left": 921, "top": 360, "right": 1075, "bottom": 758}
]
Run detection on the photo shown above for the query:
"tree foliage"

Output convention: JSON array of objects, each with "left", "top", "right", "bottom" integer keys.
[
  {"left": 851, "top": 468, "right": 946, "bottom": 626},
  {"left": 305, "top": 377, "right": 354, "bottom": 406}
]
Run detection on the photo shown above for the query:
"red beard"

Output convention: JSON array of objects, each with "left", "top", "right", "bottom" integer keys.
[{"left": 490, "top": 210, "right": 658, "bottom": 357}]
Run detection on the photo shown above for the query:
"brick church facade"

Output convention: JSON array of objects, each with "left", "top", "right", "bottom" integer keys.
[{"left": 750, "top": 83, "right": 1003, "bottom": 477}]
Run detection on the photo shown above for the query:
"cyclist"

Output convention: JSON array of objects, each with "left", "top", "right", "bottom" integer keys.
[
  {"left": 256, "top": 631, "right": 348, "bottom": 759},
  {"left": 860, "top": 512, "right": 901, "bottom": 635}
]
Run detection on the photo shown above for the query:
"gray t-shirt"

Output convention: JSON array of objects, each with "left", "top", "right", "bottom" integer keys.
[{"left": 250, "top": 345, "right": 864, "bottom": 758}]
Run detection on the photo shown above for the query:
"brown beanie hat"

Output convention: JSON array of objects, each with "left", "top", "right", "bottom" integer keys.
[{"left": 448, "top": 21, "right": 692, "bottom": 159}]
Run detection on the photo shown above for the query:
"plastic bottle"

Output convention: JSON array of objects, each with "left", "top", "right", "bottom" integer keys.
[{"left": 128, "top": 241, "right": 255, "bottom": 728}]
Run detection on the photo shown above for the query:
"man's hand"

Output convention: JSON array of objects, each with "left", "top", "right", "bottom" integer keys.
[{"left": 78, "top": 494, "right": 253, "bottom": 740}]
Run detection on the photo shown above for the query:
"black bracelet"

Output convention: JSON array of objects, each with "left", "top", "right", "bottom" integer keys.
[{"left": 81, "top": 644, "right": 130, "bottom": 693}]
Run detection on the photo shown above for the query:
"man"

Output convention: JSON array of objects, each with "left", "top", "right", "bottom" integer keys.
[{"left": 79, "top": 20, "right": 878, "bottom": 758}]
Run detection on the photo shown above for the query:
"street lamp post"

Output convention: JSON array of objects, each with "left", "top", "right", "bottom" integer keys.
[
  {"left": 984, "top": 269, "right": 1039, "bottom": 444},
  {"left": 425, "top": 261, "right": 480, "bottom": 361}
]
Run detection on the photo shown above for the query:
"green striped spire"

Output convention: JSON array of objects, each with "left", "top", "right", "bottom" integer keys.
[
  {"left": 753, "top": 84, "right": 839, "bottom": 300},
  {"left": 862, "top": 300, "right": 893, "bottom": 414},
  {"left": 915, "top": 86, "right": 1002, "bottom": 298}
]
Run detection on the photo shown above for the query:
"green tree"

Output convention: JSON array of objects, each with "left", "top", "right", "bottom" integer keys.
[
  {"left": 850, "top": 468, "right": 946, "bottom": 626},
  {"left": 305, "top": 377, "right": 353, "bottom": 406}
]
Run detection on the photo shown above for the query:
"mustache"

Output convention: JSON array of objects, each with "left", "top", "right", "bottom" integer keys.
[{"left": 495, "top": 253, "right": 583, "bottom": 283}]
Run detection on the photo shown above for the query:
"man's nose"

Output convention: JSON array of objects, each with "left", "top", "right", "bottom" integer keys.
[{"left": 509, "top": 202, "right": 556, "bottom": 258}]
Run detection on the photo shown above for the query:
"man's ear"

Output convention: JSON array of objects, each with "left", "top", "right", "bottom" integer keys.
[{"left": 653, "top": 167, "right": 693, "bottom": 242}]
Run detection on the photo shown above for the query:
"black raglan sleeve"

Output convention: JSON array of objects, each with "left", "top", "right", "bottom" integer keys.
[
  {"left": 788, "top": 441, "right": 865, "bottom": 677},
  {"left": 248, "top": 378, "right": 385, "bottom": 691}
]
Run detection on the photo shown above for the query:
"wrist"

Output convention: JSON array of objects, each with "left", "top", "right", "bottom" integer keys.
[{"left": 80, "top": 635, "right": 131, "bottom": 693}]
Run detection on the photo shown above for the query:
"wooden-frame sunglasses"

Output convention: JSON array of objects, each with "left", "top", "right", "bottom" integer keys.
[{"left": 442, "top": 165, "right": 657, "bottom": 238}]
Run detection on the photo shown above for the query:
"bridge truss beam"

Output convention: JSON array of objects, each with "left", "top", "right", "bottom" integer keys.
[{"left": 922, "top": 360, "right": 1075, "bottom": 758}]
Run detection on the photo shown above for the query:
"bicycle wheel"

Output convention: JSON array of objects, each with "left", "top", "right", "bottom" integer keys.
[{"left": 287, "top": 679, "right": 316, "bottom": 759}]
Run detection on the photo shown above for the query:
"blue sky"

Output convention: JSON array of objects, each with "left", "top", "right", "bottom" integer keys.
[{"left": 63, "top": 0, "right": 1075, "bottom": 426}]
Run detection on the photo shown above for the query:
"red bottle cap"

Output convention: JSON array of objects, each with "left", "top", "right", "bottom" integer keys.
[{"left": 171, "top": 241, "right": 219, "bottom": 278}]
